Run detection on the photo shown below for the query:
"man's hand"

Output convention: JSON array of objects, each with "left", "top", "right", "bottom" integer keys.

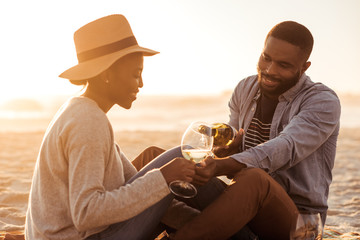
[
  {"left": 192, "top": 157, "right": 217, "bottom": 185},
  {"left": 213, "top": 128, "right": 244, "bottom": 158},
  {"left": 192, "top": 155, "right": 247, "bottom": 185}
]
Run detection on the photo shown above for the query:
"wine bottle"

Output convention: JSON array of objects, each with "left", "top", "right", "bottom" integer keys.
[
  {"left": 198, "top": 123, "right": 238, "bottom": 146},
  {"left": 211, "top": 123, "right": 238, "bottom": 146}
]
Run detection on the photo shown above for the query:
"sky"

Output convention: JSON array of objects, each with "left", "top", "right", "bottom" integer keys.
[{"left": 0, "top": 0, "right": 359, "bottom": 104}]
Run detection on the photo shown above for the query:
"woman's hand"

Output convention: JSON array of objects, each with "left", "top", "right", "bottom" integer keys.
[
  {"left": 160, "top": 158, "right": 196, "bottom": 184},
  {"left": 212, "top": 128, "right": 244, "bottom": 158}
]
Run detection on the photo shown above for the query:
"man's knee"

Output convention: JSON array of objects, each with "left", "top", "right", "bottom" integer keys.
[
  {"left": 233, "top": 168, "right": 270, "bottom": 183},
  {"left": 230, "top": 168, "right": 275, "bottom": 199},
  {"left": 132, "top": 146, "right": 166, "bottom": 170},
  {"left": 144, "top": 146, "right": 166, "bottom": 155},
  {"left": 232, "top": 168, "right": 291, "bottom": 205}
]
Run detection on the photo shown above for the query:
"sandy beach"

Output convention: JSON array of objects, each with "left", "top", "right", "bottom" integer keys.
[
  {"left": 1, "top": 94, "right": 360, "bottom": 239},
  {"left": 1, "top": 129, "right": 359, "bottom": 239}
]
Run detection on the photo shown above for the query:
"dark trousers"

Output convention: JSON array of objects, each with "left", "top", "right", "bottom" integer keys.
[{"left": 174, "top": 168, "right": 299, "bottom": 240}]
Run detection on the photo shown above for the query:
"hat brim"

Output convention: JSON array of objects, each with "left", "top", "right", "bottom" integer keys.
[{"left": 59, "top": 45, "right": 158, "bottom": 80}]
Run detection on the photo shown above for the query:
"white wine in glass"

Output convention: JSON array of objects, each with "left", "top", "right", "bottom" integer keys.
[
  {"left": 169, "top": 121, "right": 213, "bottom": 198},
  {"left": 182, "top": 149, "right": 213, "bottom": 163}
]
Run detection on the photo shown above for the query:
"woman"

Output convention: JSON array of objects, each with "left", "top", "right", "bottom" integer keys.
[{"left": 25, "top": 14, "right": 199, "bottom": 240}]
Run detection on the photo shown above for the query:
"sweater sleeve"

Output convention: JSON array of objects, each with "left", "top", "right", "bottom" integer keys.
[
  {"left": 116, "top": 144, "right": 138, "bottom": 181},
  {"left": 63, "top": 110, "right": 170, "bottom": 231}
]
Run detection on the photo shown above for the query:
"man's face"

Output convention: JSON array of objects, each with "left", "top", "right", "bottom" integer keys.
[{"left": 257, "top": 36, "right": 310, "bottom": 98}]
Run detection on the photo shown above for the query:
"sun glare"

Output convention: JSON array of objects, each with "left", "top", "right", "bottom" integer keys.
[{"left": 0, "top": 0, "right": 359, "bottom": 106}]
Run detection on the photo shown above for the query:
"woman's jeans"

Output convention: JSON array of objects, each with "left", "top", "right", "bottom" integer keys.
[{"left": 86, "top": 146, "right": 226, "bottom": 240}]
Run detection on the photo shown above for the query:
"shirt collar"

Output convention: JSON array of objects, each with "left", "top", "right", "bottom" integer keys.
[{"left": 279, "top": 73, "right": 308, "bottom": 102}]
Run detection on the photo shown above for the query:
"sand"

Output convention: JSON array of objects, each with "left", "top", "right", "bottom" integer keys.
[
  {"left": 0, "top": 129, "right": 359, "bottom": 239},
  {"left": 0, "top": 93, "right": 360, "bottom": 239}
]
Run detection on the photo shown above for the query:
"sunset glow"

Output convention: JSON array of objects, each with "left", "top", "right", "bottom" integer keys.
[{"left": 0, "top": 0, "right": 359, "bottom": 105}]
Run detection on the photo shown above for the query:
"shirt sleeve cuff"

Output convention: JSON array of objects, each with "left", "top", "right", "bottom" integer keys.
[{"left": 230, "top": 149, "right": 267, "bottom": 169}]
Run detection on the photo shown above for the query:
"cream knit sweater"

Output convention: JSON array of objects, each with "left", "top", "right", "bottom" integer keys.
[{"left": 25, "top": 97, "right": 173, "bottom": 239}]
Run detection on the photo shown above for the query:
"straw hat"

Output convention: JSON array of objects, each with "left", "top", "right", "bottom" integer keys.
[{"left": 59, "top": 14, "right": 159, "bottom": 80}]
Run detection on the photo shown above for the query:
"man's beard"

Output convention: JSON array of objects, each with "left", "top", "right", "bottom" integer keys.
[{"left": 257, "top": 66, "right": 301, "bottom": 96}]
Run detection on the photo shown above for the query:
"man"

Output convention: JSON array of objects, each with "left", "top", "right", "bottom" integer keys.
[{"left": 172, "top": 21, "right": 341, "bottom": 239}]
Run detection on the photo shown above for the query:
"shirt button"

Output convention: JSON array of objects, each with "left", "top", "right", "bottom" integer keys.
[{"left": 251, "top": 108, "right": 255, "bottom": 111}]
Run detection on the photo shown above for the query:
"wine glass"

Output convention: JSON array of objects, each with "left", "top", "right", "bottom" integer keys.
[
  {"left": 169, "top": 121, "right": 214, "bottom": 198},
  {"left": 290, "top": 211, "right": 323, "bottom": 240}
]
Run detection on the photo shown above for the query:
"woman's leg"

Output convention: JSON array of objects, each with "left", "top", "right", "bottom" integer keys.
[
  {"left": 180, "top": 177, "right": 227, "bottom": 211},
  {"left": 87, "top": 146, "right": 182, "bottom": 240},
  {"left": 128, "top": 146, "right": 182, "bottom": 183}
]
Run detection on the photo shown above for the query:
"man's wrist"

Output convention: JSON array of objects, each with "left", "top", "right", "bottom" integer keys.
[{"left": 214, "top": 157, "right": 246, "bottom": 176}]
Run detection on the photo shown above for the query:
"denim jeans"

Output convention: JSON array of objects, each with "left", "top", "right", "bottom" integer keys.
[
  {"left": 85, "top": 146, "right": 229, "bottom": 239},
  {"left": 86, "top": 146, "right": 181, "bottom": 240}
]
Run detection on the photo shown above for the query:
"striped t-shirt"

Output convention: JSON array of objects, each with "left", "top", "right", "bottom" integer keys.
[{"left": 244, "top": 93, "right": 279, "bottom": 150}]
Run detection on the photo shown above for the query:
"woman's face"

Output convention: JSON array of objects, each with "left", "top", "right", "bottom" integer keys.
[{"left": 106, "top": 53, "right": 144, "bottom": 109}]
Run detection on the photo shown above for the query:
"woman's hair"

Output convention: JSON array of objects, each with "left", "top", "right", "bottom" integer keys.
[
  {"left": 266, "top": 21, "right": 314, "bottom": 61},
  {"left": 69, "top": 79, "right": 88, "bottom": 86},
  {"left": 68, "top": 74, "right": 102, "bottom": 86}
]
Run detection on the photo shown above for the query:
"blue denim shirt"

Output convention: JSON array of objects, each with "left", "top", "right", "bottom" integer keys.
[{"left": 228, "top": 74, "right": 341, "bottom": 219}]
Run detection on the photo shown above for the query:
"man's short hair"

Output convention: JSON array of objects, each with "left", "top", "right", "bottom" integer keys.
[{"left": 266, "top": 21, "right": 314, "bottom": 61}]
